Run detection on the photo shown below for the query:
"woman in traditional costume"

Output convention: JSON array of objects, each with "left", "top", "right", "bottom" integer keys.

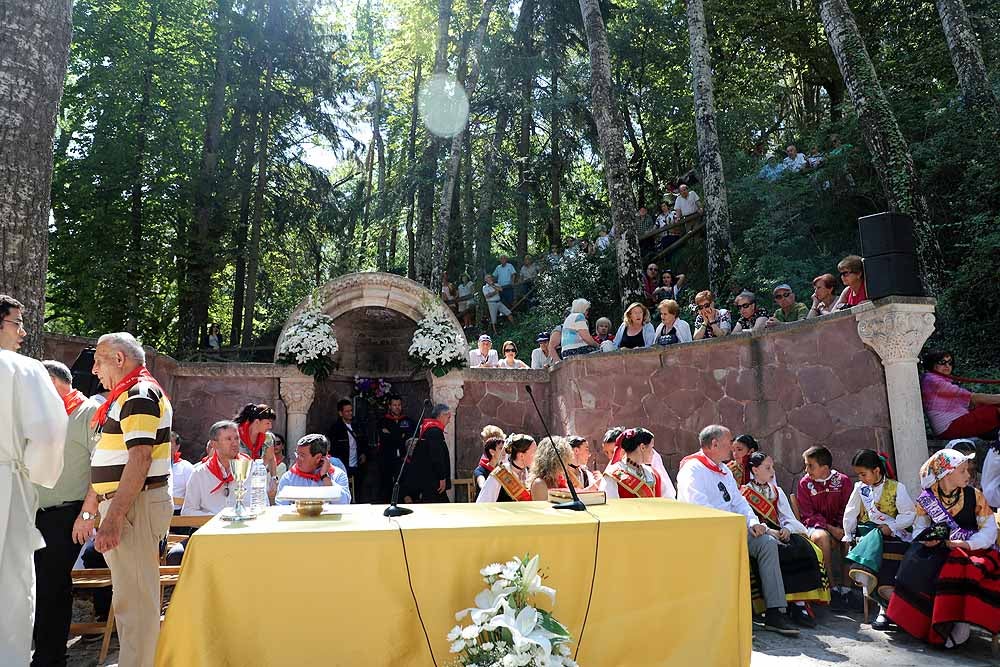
[
  {"left": 475, "top": 434, "right": 537, "bottom": 502},
  {"left": 886, "top": 449, "right": 1000, "bottom": 648},
  {"left": 727, "top": 433, "right": 758, "bottom": 486},
  {"left": 529, "top": 436, "right": 574, "bottom": 500},
  {"left": 600, "top": 428, "right": 672, "bottom": 499},
  {"left": 473, "top": 437, "right": 503, "bottom": 491},
  {"left": 741, "top": 452, "right": 830, "bottom": 627},
  {"left": 567, "top": 436, "right": 596, "bottom": 489},
  {"left": 842, "top": 449, "right": 915, "bottom": 629}
]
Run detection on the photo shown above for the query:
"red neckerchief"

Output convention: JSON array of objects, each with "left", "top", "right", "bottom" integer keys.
[
  {"left": 91, "top": 365, "right": 164, "bottom": 428},
  {"left": 289, "top": 464, "right": 323, "bottom": 482},
  {"left": 419, "top": 418, "right": 446, "bottom": 438},
  {"left": 679, "top": 451, "right": 726, "bottom": 475},
  {"left": 173, "top": 450, "right": 182, "bottom": 464},
  {"left": 206, "top": 452, "right": 247, "bottom": 494},
  {"left": 383, "top": 412, "right": 406, "bottom": 422},
  {"left": 62, "top": 389, "right": 87, "bottom": 416},
  {"left": 238, "top": 421, "right": 266, "bottom": 460},
  {"left": 477, "top": 454, "right": 494, "bottom": 472}
]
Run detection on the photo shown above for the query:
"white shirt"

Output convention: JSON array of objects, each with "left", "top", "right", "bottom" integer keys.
[
  {"left": 181, "top": 460, "right": 255, "bottom": 515},
  {"left": 344, "top": 422, "right": 358, "bottom": 467},
  {"left": 783, "top": 153, "right": 807, "bottom": 172},
  {"left": 520, "top": 263, "right": 538, "bottom": 281},
  {"left": 275, "top": 464, "right": 351, "bottom": 505},
  {"left": 744, "top": 480, "right": 808, "bottom": 534},
  {"left": 476, "top": 461, "right": 527, "bottom": 503},
  {"left": 171, "top": 458, "right": 195, "bottom": 510},
  {"left": 482, "top": 283, "right": 502, "bottom": 303},
  {"left": 596, "top": 235, "right": 611, "bottom": 251},
  {"left": 842, "top": 479, "right": 916, "bottom": 541},
  {"left": 497, "top": 357, "right": 529, "bottom": 369},
  {"left": 673, "top": 191, "right": 701, "bottom": 217},
  {"left": 457, "top": 282, "right": 474, "bottom": 312},
  {"left": 600, "top": 460, "right": 674, "bottom": 499},
  {"left": 983, "top": 448, "right": 1000, "bottom": 508},
  {"left": 650, "top": 449, "right": 677, "bottom": 499},
  {"left": 910, "top": 489, "right": 997, "bottom": 551},
  {"left": 530, "top": 347, "right": 552, "bottom": 369},
  {"left": 469, "top": 348, "right": 499, "bottom": 368},
  {"left": 676, "top": 453, "right": 760, "bottom": 529}
]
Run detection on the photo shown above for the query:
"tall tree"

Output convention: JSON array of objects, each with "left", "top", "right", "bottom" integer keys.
[
  {"left": 933, "top": 0, "right": 999, "bottom": 114},
  {"left": 819, "top": 0, "right": 943, "bottom": 292},
  {"left": 684, "top": 0, "right": 732, "bottom": 294},
  {"left": 405, "top": 59, "right": 422, "bottom": 280},
  {"left": 0, "top": 0, "right": 73, "bottom": 358},
  {"left": 578, "top": 0, "right": 643, "bottom": 308}
]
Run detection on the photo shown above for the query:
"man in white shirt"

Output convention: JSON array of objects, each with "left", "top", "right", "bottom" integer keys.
[
  {"left": 0, "top": 295, "right": 68, "bottom": 664},
  {"left": 181, "top": 421, "right": 252, "bottom": 516},
  {"left": 783, "top": 144, "right": 808, "bottom": 172},
  {"left": 170, "top": 431, "right": 193, "bottom": 512},
  {"left": 530, "top": 332, "right": 552, "bottom": 370},
  {"left": 672, "top": 184, "right": 703, "bottom": 231},
  {"left": 492, "top": 256, "right": 518, "bottom": 307},
  {"left": 676, "top": 424, "right": 798, "bottom": 636},
  {"left": 469, "top": 334, "right": 499, "bottom": 368},
  {"left": 481, "top": 276, "right": 513, "bottom": 332}
]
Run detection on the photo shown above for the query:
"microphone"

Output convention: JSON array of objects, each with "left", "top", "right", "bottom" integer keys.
[
  {"left": 384, "top": 399, "right": 432, "bottom": 518},
  {"left": 524, "top": 385, "right": 586, "bottom": 511}
]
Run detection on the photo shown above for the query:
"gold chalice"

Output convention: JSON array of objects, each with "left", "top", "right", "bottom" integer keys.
[{"left": 221, "top": 458, "right": 254, "bottom": 521}]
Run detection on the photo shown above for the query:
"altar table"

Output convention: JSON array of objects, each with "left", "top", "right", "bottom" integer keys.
[{"left": 155, "top": 500, "right": 750, "bottom": 666}]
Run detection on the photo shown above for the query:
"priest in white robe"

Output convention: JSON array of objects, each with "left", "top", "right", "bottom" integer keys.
[{"left": 0, "top": 297, "right": 68, "bottom": 664}]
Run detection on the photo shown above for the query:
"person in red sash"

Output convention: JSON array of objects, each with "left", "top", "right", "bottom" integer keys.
[
  {"left": 180, "top": 421, "right": 251, "bottom": 516},
  {"left": 600, "top": 428, "right": 671, "bottom": 499},
  {"left": 476, "top": 434, "right": 537, "bottom": 502},
  {"left": 274, "top": 434, "right": 350, "bottom": 505},
  {"left": 528, "top": 436, "right": 581, "bottom": 500},
  {"left": 401, "top": 404, "right": 452, "bottom": 503},
  {"left": 741, "top": 452, "right": 830, "bottom": 627},
  {"left": 600, "top": 426, "right": 624, "bottom": 469},
  {"left": 233, "top": 403, "right": 277, "bottom": 475},
  {"left": 727, "top": 433, "right": 758, "bottom": 486},
  {"left": 677, "top": 424, "right": 799, "bottom": 636},
  {"left": 474, "top": 437, "right": 503, "bottom": 491},
  {"left": 886, "top": 449, "right": 1000, "bottom": 648}
]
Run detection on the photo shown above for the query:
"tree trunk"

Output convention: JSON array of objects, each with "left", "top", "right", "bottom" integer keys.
[
  {"left": 578, "top": 0, "right": 643, "bottom": 308},
  {"left": 819, "top": 0, "right": 943, "bottom": 292},
  {"left": 241, "top": 54, "right": 274, "bottom": 348},
  {"left": 0, "top": 0, "right": 73, "bottom": 359},
  {"left": 405, "top": 60, "right": 422, "bottom": 280},
  {"left": 933, "top": 0, "right": 999, "bottom": 114},
  {"left": 126, "top": 0, "right": 160, "bottom": 333},
  {"left": 461, "top": 133, "right": 475, "bottom": 270},
  {"left": 430, "top": 0, "right": 497, "bottom": 294},
  {"left": 548, "top": 0, "right": 562, "bottom": 249},
  {"left": 515, "top": 82, "right": 532, "bottom": 260},
  {"left": 180, "top": 0, "right": 231, "bottom": 350},
  {"left": 685, "top": 0, "right": 733, "bottom": 295},
  {"left": 824, "top": 78, "right": 846, "bottom": 122},
  {"left": 230, "top": 102, "right": 259, "bottom": 348},
  {"left": 477, "top": 105, "right": 510, "bottom": 276},
  {"left": 369, "top": 5, "right": 389, "bottom": 271},
  {"left": 388, "top": 148, "right": 399, "bottom": 268}
]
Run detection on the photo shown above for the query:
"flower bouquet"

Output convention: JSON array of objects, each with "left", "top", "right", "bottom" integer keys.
[
  {"left": 276, "top": 309, "right": 338, "bottom": 380},
  {"left": 409, "top": 303, "right": 466, "bottom": 377},
  {"left": 447, "top": 554, "right": 577, "bottom": 667},
  {"left": 354, "top": 376, "right": 393, "bottom": 412}
]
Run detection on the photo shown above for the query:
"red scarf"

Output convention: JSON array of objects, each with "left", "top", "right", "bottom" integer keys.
[
  {"left": 477, "top": 454, "right": 494, "bottom": 472},
  {"left": 173, "top": 450, "right": 182, "bottom": 464},
  {"left": 238, "top": 421, "right": 266, "bottom": 460},
  {"left": 62, "top": 389, "right": 87, "bottom": 416},
  {"left": 206, "top": 452, "right": 247, "bottom": 494},
  {"left": 289, "top": 464, "right": 323, "bottom": 482},
  {"left": 91, "top": 365, "right": 164, "bottom": 429},
  {"left": 419, "top": 418, "right": 446, "bottom": 438},
  {"left": 679, "top": 451, "right": 726, "bottom": 475}
]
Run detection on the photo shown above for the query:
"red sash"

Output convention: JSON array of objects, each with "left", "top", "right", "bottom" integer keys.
[
  {"left": 741, "top": 484, "right": 780, "bottom": 528},
  {"left": 206, "top": 452, "right": 247, "bottom": 494},
  {"left": 238, "top": 421, "right": 266, "bottom": 460},
  {"left": 289, "top": 464, "right": 323, "bottom": 482},
  {"left": 477, "top": 454, "right": 494, "bottom": 472},
  {"left": 491, "top": 466, "right": 531, "bottom": 501},
  {"left": 679, "top": 452, "right": 726, "bottom": 475},
  {"left": 419, "top": 418, "right": 446, "bottom": 438},
  {"left": 607, "top": 463, "right": 658, "bottom": 498},
  {"left": 62, "top": 389, "right": 87, "bottom": 416},
  {"left": 91, "top": 365, "right": 165, "bottom": 429}
]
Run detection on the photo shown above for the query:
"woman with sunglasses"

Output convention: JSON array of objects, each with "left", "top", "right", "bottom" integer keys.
[
  {"left": 732, "top": 291, "right": 770, "bottom": 334},
  {"left": 497, "top": 340, "right": 529, "bottom": 369},
  {"left": 920, "top": 349, "right": 1000, "bottom": 440},
  {"left": 692, "top": 290, "right": 731, "bottom": 340},
  {"left": 832, "top": 255, "right": 868, "bottom": 310},
  {"left": 476, "top": 434, "right": 537, "bottom": 502}
]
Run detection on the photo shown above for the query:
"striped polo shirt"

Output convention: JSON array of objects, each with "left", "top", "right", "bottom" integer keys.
[{"left": 91, "top": 380, "right": 173, "bottom": 495}]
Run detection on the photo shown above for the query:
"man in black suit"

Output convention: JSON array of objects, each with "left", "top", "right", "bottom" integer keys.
[
  {"left": 327, "top": 399, "right": 369, "bottom": 502},
  {"left": 401, "top": 403, "right": 452, "bottom": 503},
  {"left": 376, "top": 394, "right": 414, "bottom": 503}
]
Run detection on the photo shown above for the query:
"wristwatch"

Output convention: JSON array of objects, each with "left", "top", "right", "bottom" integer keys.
[{"left": 80, "top": 511, "right": 96, "bottom": 521}]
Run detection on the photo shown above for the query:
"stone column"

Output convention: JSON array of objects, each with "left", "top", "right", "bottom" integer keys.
[
  {"left": 430, "top": 370, "right": 465, "bottom": 500},
  {"left": 855, "top": 298, "right": 936, "bottom": 492},
  {"left": 279, "top": 374, "right": 316, "bottom": 449}
]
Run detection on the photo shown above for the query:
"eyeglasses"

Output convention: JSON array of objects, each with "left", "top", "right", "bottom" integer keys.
[
  {"left": 696, "top": 303, "right": 712, "bottom": 311},
  {"left": 774, "top": 293, "right": 792, "bottom": 299},
  {"left": 937, "top": 359, "right": 954, "bottom": 366},
  {"left": 2, "top": 319, "right": 25, "bottom": 330},
  {"left": 737, "top": 303, "right": 755, "bottom": 310}
]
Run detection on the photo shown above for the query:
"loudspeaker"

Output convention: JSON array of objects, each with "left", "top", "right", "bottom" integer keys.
[
  {"left": 859, "top": 212, "right": 917, "bottom": 256},
  {"left": 862, "top": 253, "right": 924, "bottom": 299}
]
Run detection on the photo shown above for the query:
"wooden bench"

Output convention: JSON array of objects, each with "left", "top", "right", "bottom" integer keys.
[{"left": 453, "top": 477, "right": 476, "bottom": 503}]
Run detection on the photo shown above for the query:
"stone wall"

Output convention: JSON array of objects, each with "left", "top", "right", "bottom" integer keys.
[{"left": 452, "top": 309, "right": 891, "bottom": 489}]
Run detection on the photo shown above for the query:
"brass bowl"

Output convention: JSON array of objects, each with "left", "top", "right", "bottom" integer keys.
[{"left": 295, "top": 500, "right": 324, "bottom": 517}]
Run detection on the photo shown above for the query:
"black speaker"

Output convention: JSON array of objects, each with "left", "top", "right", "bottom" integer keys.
[{"left": 858, "top": 211, "right": 924, "bottom": 299}]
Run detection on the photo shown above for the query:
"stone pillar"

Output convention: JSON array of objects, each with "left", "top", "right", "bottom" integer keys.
[
  {"left": 856, "top": 298, "right": 936, "bottom": 492},
  {"left": 430, "top": 370, "right": 465, "bottom": 500},
  {"left": 279, "top": 374, "right": 316, "bottom": 449}
]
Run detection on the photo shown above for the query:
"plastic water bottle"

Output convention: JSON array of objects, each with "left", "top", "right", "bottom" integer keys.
[{"left": 250, "top": 460, "right": 268, "bottom": 515}]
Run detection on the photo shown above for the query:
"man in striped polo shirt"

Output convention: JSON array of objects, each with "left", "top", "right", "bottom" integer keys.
[{"left": 90, "top": 332, "right": 173, "bottom": 667}]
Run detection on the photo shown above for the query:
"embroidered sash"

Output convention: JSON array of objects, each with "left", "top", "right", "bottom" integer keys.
[
  {"left": 492, "top": 466, "right": 531, "bottom": 501},
  {"left": 607, "top": 464, "right": 656, "bottom": 498},
  {"left": 915, "top": 489, "right": 976, "bottom": 541},
  {"left": 741, "top": 485, "right": 780, "bottom": 528}
]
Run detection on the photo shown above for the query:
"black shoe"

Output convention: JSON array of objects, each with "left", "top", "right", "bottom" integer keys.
[
  {"left": 870, "top": 613, "right": 896, "bottom": 631},
  {"left": 790, "top": 604, "right": 817, "bottom": 628},
  {"left": 829, "top": 591, "right": 849, "bottom": 611},
  {"left": 763, "top": 609, "right": 800, "bottom": 636}
]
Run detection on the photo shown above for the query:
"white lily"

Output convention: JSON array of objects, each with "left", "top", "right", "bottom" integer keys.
[
  {"left": 486, "top": 603, "right": 553, "bottom": 656},
  {"left": 522, "top": 554, "right": 557, "bottom": 605},
  {"left": 455, "top": 585, "right": 509, "bottom": 623}
]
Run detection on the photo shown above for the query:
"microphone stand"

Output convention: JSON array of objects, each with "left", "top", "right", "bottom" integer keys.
[
  {"left": 384, "top": 399, "right": 431, "bottom": 517},
  {"left": 524, "top": 385, "right": 586, "bottom": 511}
]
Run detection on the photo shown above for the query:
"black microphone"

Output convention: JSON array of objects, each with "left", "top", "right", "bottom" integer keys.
[
  {"left": 384, "top": 398, "right": 432, "bottom": 517},
  {"left": 524, "top": 385, "right": 586, "bottom": 511}
]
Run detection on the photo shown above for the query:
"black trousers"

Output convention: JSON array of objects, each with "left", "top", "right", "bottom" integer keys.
[{"left": 32, "top": 501, "right": 83, "bottom": 667}]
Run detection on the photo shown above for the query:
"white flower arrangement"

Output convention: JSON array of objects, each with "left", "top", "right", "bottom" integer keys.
[
  {"left": 276, "top": 309, "right": 338, "bottom": 380},
  {"left": 409, "top": 303, "right": 467, "bottom": 377},
  {"left": 447, "top": 554, "right": 577, "bottom": 667}
]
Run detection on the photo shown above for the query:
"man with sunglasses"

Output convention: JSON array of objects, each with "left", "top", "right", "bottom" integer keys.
[
  {"left": 767, "top": 284, "right": 808, "bottom": 326},
  {"left": 678, "top": 425, "right": 799, "bottom": 636}
]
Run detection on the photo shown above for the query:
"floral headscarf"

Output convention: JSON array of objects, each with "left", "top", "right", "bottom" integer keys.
[{"left": 919, "top": 448, "right": 975, "bottom": 489}]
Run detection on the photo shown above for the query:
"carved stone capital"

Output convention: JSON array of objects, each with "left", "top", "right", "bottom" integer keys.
[
  {"left": 280, "top": 377, "right": 316, "bottom": 414},
  {"left": 856, "top": 302, "right": 936, "bottom": 366},
  {"left": 430, "top": 370, "right": 465, "bottom": 409}
]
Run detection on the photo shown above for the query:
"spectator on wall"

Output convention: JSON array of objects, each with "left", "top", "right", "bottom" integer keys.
[
  {"left": 732, "top": 291, "right": 770, "bottom": 334},
  {"left": 469, "top": 334, "right": 499, "bottom": 368},
  {"left": 654, "top": 299, "right": 693, "bottom": 346},
  {"left": 530, "top": 332, "right": 553, "bottom": 370},
  {"left": 832, "top": 255, "right": 867, "bottom": 310},
  {"left": 768, "top": 284, "right": 809, "bottom": 325},
  {"left": 560, "top": 298, "right": 600, "bottom": 358},
  {"left": 613, "top": 302, "right": 656, "bottom": 349},
  {"left": 807, "top": 273, "right": 838, "bottom": 318},
  {"left": 693, "top": 290, "right": 732, "bottom": 339},
  {"left": 497, "top": 340, "right": 529, "bottom": 369}
]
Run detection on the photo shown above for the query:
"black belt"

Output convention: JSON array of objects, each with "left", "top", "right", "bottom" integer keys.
[{"left": 38, "top": 500, "right": 83, "bottom": 513}]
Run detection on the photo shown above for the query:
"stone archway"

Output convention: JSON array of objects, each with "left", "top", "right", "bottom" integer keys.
[{"left": 275, "top": 273, "right": 468, "bottom": 494}]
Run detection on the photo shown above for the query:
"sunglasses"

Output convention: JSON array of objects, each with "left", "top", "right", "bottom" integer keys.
[
  {"left": 737, "top": 303, "right": 755, "bottom": 310},
  {"left": 647, "top": 268, "right": 658, "bottom": 273},
  {"left": 774, "top": 292, "right": 792, "bottom": 299},
  {"left": 697, "top": 303, "right": 712, "bottom": 310},
  {"left": 839, "top": 270, "right": 854, "bottom": 277},
  {"left": 937, "top": 359, "right": 954, "bottom": 366},
  {"left": 503, "top": 348, "right": 516, "bottom": 353}
]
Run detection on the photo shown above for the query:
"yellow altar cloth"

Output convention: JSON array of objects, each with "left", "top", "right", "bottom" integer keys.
[{"left": 155, "top": 500, "right": 750, "bottom": 667}]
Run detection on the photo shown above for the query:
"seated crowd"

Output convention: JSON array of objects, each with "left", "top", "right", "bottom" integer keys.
[
  {"left": 470, "top": 420, "right": 1000, "bottom": 646},
  {"left": 468, "top": 253, "right": 870, "bottom": 369}
]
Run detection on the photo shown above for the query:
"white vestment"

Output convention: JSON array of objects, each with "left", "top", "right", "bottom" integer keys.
[{"left": 0, "top": 350, "right": 68, "bottom": 664}]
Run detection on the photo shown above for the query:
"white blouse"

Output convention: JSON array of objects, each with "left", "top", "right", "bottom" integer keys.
[{"left": 842, "top": 479, "right": 916, "bottom": 541}]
